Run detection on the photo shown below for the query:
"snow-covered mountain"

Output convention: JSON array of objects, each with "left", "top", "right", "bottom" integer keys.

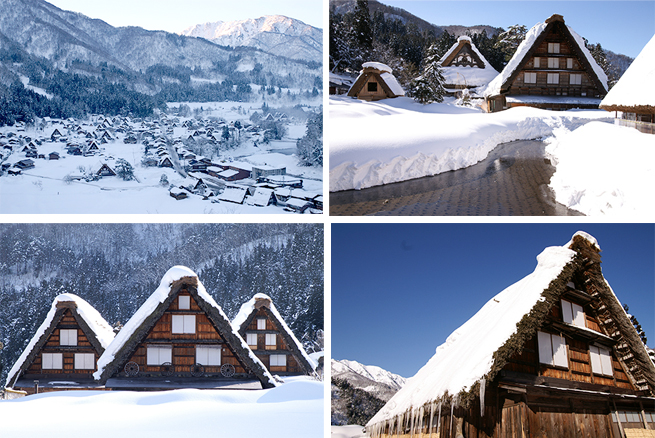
[
  {"left": 180, "top": 15, "right": 322, "bottom": 63},
  {"left": 332, "top": 359, "right": 406, "bottom": 391}
]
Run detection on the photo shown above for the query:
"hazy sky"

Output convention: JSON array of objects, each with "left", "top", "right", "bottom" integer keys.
[
  {"left": 47, "top": 0, "right": 324, "bottom": 32},
  {"left": 379, "top": 0, "right": 655, "bottom": 58},
  {"left": 332, "top": 224, "right": 655, "bottom": 378}
]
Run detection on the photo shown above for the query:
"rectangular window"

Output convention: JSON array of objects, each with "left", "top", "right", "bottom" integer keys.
[
  {"left": 265, "top": 333, "right": 277, "bottom": 349},
  {"left": 172, "top": 314, "right": 196, "bottom": 334},
  {"left": 367, "top": 82, "right": 378, "bottom": 92},
  {"left": 524, "top": 72, "right": 537, "bottom": 84},
  {"left": 270, "top": 354, "right": 287, "bottom": 367},
  {"left": 547, "top": 73, "right": 559, "bottom": 84},
  {"left": 257, "top": 318, "right": 266, "bottom": 330},
  {"left": 538, "top": 331, "right": 568, "bottom": 368},
  {"left": 42, "top": 353, "right": 63, "bottom": 369},
  {"left": 60, "top": 329, "right": 78, "bottom": 346},
  {"left": 570, "top": 74, "right": 582, "bottom": 85},
  {"left": 74, "top": 353, "right": 95, "bottom": 370},
  {"left": 589, "top": 345, "right": 614, "bottom": 376},
  {"left": 567, "top": 58, "right": 573, "bottom": 69},
  {"left": 147, "top": 345, "right": 172, "bottom": 365},
  {"left": 548, "top": 57, "right": 559, "bottom": 69},
  {"left": 533, "top": 57, "right": 540, "bottom": 68},
  {"left": 246, "top": 333, "right": 257, "bottom": 347},
  {"left": 178, "top": 295, "right": 190, "bottom": 310},
  {"left": 196, "top": 346, "right": 221, "bottom": 366},
  {"left": 548, "top": 42, "right": 560, "bottom": 54},
  {"left": 561, "top": 299, "right": 585, "bottom": 327}
]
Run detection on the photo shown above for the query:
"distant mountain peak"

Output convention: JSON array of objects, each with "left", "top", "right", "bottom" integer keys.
[{"left": 332, "top": 358, "right": 406, "bottom": 391}]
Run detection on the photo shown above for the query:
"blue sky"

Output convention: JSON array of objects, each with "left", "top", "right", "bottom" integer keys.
[
  {"left": 47, "top": 0, "right": 323, "bottom": 32},
  {"left": 380, "top": 1, "right": 655, "bottom": 58},
  {"left": 331, "top": 224, "right": 655, "bottom": 378}
]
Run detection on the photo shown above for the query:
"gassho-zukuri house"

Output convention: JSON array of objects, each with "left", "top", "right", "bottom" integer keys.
[
  {"left": 484, "top": 14, "right": 608, "bottom": 112},
  {"left": 366, "top": 232, "right": 655, "bottom": 438},
  {"left": 440, "top": 36, "right": 499, "bottom": 96},
  {"left": 347, "top": 62, "right": 405, "bottom": 101}
]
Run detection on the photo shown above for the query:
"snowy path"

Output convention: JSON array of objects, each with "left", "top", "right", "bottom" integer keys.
[{"left": 330, "top": 139, "right": 582, "bottom": 216}]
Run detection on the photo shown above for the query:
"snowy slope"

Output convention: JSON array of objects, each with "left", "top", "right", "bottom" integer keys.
[
  {"left": 332, "top": 359, "right": 406, "bottom": 391},
  {"left": 180, "top": 15, "right": 322, "bottom": 63}
]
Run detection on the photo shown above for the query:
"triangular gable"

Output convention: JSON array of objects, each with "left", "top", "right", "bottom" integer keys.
[
  {"left": 440, "top": 36, "right": 488, "bottom": 69},
  {"left": 348, "top": 63, "right": 405, "bottom": 100},
  {"left": 94, "top": 266, "right": 276, "bottom": 389},
  {"left": 5, "top": 294, "right": 114, "bottom": 388},
  {"left": 232, "top": 294, "right": 316, "bottom": 376}
]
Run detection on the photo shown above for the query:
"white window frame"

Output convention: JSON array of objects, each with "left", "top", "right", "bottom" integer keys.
[
  {"left": 547, "top": 73, "right": 559, "bottom": 84},
  {"left": 548, "top": 57, "right": 559, "bottom": 69},
  {"left": 538, "top": 331, "right": 568, "bottom": 368},
  {"left": 147, "top": 345, "right": 172, "bottom": 365},
  {"left": 246, "top": 333, "right": 258, "bottom": 347},
  {"left": 533, "top": 57, "right": 540, "bottom": 68},
  {"left": 60, "top": 329, "right": 78, "bottom": 346},
  {"left": 524, "top": 72, "right": 537, "bottom": 84},
  {"left": 561, "top": 299, "right": 585, "bottom": 327},
  {"left": 567, "top": 58, "right": 573, "bottom": 69},
  {"left": 172, "top": 314, "right": 196, "bottom": 334},
  {"left": 548, "top": 42, "right": 560, "bottom": 54},
  {"left": 74, "top": 353, "right": 95, "bottom": 370},
  {"left": 196, "top": 346, "right": 221, "bottom": 366},
  {"left": 178, "top": 295, "right": 190, "bottom": 310},
  {"left": 270, "top": 354, "right": 287, "bottom": 367},
  {"left": 42, "top": 352, "right": 63, "bottom": 369},
  {"left": 570, "top": 74, "right": 582, "bottom": 85},
  {"left": 589, "top": 345, "right": 614, "bottom": 376},
  {"left": 265, "top": 333, "right": 277, "bottom": 348},
  {"left": 257, "top": 318, "right": 266, "bottom": 330}
]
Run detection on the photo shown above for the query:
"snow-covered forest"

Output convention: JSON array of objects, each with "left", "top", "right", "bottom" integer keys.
[{"left": 0, "top": 223, "right": 324, "bottom": 386}]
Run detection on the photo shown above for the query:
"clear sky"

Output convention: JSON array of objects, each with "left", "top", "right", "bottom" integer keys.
[
  {"left": 331, "top": 223, "right": 655, "bottom": 378},
  {"left": 379, "top": 0, "right": 655, "bottom": 58},
  {"left": 47, "top": 0, "right": 324, "bottom": 32}
]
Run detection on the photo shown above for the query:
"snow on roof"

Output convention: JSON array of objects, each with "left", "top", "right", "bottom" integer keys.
[
  {"left": 232, "top": 293, "right": 317, "bottom": 370},
  {"left": 439, "top": 36, "right": 495, "bottom": 72},
  {"left": 441, "top": 65, "right": 500, "bottom": 88},
  {"left": 246, "top": 187, "right": 273, "bottom": 206},
  {"left": 380, "top": 72, "right": 405, "bottom": 97},
  {"left": 484, "top": 19, "right": 608, "bottom": 97},
  {"left": 218, "top": 186, "right": 248, "bottom": 203},
  {"left": 601, "top": 34, "right": 655, "bottom": 109},
  {"left": 6, "top": 294, "right": 114, "bottom": 387},
  {"left": 218, "top": 169, "right": 239, "bottom": 178},
  {"left": 362, "top": 62, "right": 393, "bottom": 73},
  {"left": 367, "top": 235, "right": 586, "bottom": 428}
]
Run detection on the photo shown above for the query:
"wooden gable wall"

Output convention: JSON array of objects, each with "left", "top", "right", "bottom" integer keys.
[{"left": 443, "top": 43, "right": 484, "bottom": 68}]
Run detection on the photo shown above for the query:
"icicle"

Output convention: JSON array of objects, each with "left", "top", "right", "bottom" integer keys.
[
  {"left": 449, "top": 396, "right": 459, "bottom": 438},
  {"left": 428, "top": 402, "right": 435, "bottom": 438},
  {"left": 436, "top": 402, "right": 442, "bottom": 437},
  {"left": 480, "top": 377, "right": 486, "bottom": 418},
  {"left": 418, "top": 406, "right": 424, "bottom": 437}
]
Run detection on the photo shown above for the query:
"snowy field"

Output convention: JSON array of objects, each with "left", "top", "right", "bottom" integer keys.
[
  {"left": 332, "top": 425, "right": 366, "bottom": 438},
  {"left": 0, "top": 380, "right": 323, "bottom": 438},
  {"left": 330, "top": 95, "right": 610, "bottom": 192}
]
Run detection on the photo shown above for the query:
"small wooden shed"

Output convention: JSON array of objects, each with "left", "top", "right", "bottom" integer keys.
[{"left": 347, "top": 62, "right": 405, "bottom": 101}]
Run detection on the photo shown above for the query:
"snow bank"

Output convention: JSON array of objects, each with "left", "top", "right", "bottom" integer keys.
[
  {"left": 0, "top": 380, "right": 323, "bottom": 438},
  {"left": 329, "top": 96, "right": 609, "bottom": 191},
  {"left": 367, "top": 241, "right": 577, "bottom": 427},
  {"left": 545, "top": 121, "right": 655, "bottom": 216},
  {"left": 331, "top": 425, "right": 367, "bottom": 438}
]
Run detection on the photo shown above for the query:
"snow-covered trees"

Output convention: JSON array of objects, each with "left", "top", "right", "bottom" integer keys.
[
  {"left": 411, "top": 44, "right": 446, "bottom": 104},
  {"left": 495, "top": 24, "right": 528, "bottom": 63},
  {"left": 296, "top": 110, "right": 323, "bottom": 167},
  {"left": 115, "top": 158, "right": 135, "bottom": 181}
]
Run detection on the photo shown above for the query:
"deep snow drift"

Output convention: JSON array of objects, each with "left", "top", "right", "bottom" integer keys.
[{"left": 0, "top": 380, "right": 323, "bottom": 438}]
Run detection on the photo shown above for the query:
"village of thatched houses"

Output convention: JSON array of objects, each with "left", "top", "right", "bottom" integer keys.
[{"left": 366, "top": 232, "right": 655, "bottom": 438}]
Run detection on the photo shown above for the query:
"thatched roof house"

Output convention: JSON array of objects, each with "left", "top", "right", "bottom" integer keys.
[
  {"left": 366, "top": 232, "right": 655, "bottom": 438},
  {"left": 484, "top": 15, "right": 608, "bottom": 112},
  {"left": 600, "top": 34, "right": 655, "bottom": 125},
  {"left": 347, "top": 62, "right": 405, "bottom": 101},
  {"left": 440, "top": 36, "right": 499, "bottom": 94},
  {"left": 232, "top": 294, "right": 316, "bottom": 376},
  {"left": 5, "top": 294, "right": 114, "bottom": 393},
  {"left": 94, "top": 266, "right": 277, "bottom": 390}
]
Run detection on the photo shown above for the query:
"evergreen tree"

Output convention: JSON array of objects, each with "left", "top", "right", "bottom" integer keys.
[
  {"left": 114, "top": 158, "right": 135, "bottom": 181},
  {"left": 352, "top": 0, "right": 374, "bottom": 61},
  {"left": 411, "top": 44, "right": 445, "bottom": 104},
  {"left": 495, "top": 24, "right": 528, "bottom": 64},
  {"left": 296, "top": 110, "right": 323, "bottom": 167}
]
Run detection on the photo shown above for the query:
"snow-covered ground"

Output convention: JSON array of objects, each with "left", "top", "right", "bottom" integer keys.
[
  {"left": 330, "top": 95, "right": 610, "bottom": 192},
  {"left": 546, "top": 121, "right": 655, "bottom": 216},
  {"left": 332, "top": 425, "right": 366, "bottom": 438},
  {"left": 0, "top": 380, "right": 323, "bottom": 438}
]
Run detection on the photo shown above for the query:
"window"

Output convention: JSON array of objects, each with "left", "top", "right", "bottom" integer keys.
[
  {"left": 147, "top": 345, "right": 172, "bottom": 365},
  {"left": 178, "top": 295, "right": 190, "bottom": 310},
  {"left": 533, "top": 57, "right": 540, "bottom": 68},
  {"left": 548, "top": 57, "right": 559, "bottom": 69},
  {"left": 548, "top": 42, "right": 560, "bottom": 53},
  {"left": 172, "top": 314, "right": 196, "bottom": 334},
  {"left": 561, "top": 299, "right": 585, "bottom": 327},
  {"left": 567, "top": 58, "right": 573, "bottom": 69},
  {"left": 524, "top": 72, "right": 537, "bottom": 84},
  {"left": 257, "top": 318, "right": 266, "bottom": 330},
  {"left": 547, "top": 73, "right": 559, "bottom": 84},
  {"left": 270, "top": 354, "right": 287, "bottom": 367},
  {"left": 246, "top": 333, "right": 257, "bottom": 347},
  {"left": 60, "top": 329, "right": 77, "bottom": 346},
  {"left": 367, "top": 82, "right": 378, "bottom": 92},
  {"left": 589, "top": 345, "right": 613, "bottom": 376},
  {"left": 265, "top": 333, "right": 277, "bottom": 349},
  {"left": 75, "top": 353, "right": 95, "bottom": 370},
  {"left": 42, "top": 353, "right": 63, "bottom": 369},
  {"left": 196, "top": 346, "right": 221, "bottom": 366},
  {"left": 538, "top": 331, "right": 568, "bottom": 367},
  {"left": 570, "top": 74, "right": 582, "bottom": 85}
]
